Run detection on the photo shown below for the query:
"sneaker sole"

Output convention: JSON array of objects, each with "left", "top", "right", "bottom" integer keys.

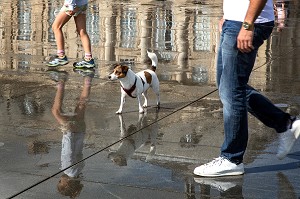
[
  {"left": 47, "top": 62, "right": 69, "bottom": 67},
  {"left": 73, "top": 65, "right": 95, "bottom": 69},
  {"left": 194, "top": 171, "right": 244, "bottom": 177}
]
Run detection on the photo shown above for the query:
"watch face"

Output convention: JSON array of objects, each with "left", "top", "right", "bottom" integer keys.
[{"left": 243, "top": 22, "right": 250, "bottom": 30}]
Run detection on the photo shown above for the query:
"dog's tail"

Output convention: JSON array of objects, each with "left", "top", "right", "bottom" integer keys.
[{"left": 147, "top": 51, "right": 158, "bottom": 72}]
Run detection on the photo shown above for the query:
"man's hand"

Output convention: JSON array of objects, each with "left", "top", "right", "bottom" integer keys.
[
  {"left": 237, "top": 28, "right": 254, "bottom": 53},
  {"left": 219, "top": 18, "right": 225, "bottom": 32}
]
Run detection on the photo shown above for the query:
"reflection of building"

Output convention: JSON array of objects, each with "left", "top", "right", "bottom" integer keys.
[
  {"left": 0, "top": 0, "right": 220, "bottom": 85},
  {"left": 267, "top": 0, "right": 300, "bottom": 95}
]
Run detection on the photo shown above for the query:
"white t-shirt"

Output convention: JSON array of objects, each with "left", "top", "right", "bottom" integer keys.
[
  {"left": 61, "top": 131, "right": 85, "bottom": 178},
  {"left": 223, "top": 0, "right": 275, "bottom": 23}
]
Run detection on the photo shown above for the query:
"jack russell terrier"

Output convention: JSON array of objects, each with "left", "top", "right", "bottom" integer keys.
[{"left": 108, "top": 51, "right": 160, "bottom": 114}]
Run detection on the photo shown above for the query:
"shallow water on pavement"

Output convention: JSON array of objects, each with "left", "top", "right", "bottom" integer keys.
[{"left": 1, "top": 0, "right": 300, "bottom": 198}]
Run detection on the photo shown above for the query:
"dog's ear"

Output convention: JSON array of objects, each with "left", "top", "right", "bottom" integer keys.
[
  {"left": 113, "top": 63, "right": 120, "bottom": 69},
  {"left": 121, "top": 65, "right": 129, "bottom": 75}
]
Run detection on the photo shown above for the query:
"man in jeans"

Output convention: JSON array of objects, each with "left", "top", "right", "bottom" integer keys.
[{"left": 194, "top": 0, "right": 300, "bottom": 177}]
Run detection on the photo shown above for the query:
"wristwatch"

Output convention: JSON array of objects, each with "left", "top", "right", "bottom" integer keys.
[{"left": 242, "top": 21, "right": 254, "bottom": 30}]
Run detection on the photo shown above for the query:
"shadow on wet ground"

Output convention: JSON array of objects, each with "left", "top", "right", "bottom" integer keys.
[{"left": 0, "top": 0, "right": 300, "bottom": 198}]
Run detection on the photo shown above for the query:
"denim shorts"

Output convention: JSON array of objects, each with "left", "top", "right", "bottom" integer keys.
[{"left": 61, "top": 4, "right": 87, "bottom": 16}]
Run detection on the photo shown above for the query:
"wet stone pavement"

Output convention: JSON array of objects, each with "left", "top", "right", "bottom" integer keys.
[{"left": 0, "top": 0, "right": 300, "bottom": 198}]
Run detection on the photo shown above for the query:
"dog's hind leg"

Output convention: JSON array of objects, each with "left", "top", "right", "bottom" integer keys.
[
  {"left": 137, "top": 94, "right": 145, "bottom": 114},
  {"left": 142, "top": 90, "right": 148, "bottom": 108},
  {"left": 152, "top": 85, "right": 160, "bottom": 108}
]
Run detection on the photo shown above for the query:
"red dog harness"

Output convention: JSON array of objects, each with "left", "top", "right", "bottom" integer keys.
[
  {"left": 121, "top": 76, "right": 145, "bottom": 98},
  {"left": 121, "top": 77, "right": 137, "bottom": 98}
]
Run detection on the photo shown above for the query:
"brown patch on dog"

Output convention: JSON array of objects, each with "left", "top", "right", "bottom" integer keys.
[
  {"left": 114, "top": 65, "right": 128, "bottom": 78},
  {"left": 144, "top": 71, "right": 152, "bottom": 84}
]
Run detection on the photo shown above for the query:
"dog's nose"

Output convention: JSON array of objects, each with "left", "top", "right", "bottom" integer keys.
[{"left": 108, "top": 75, "right": 111, "bottom": 79}]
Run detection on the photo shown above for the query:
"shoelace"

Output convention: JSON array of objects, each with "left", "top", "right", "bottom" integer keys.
[
  {"left": 77, "top": 60, "right": 91, "bottom": 65},
  {"left": 49, "top": 59, "right": 59, "bottom": 64},
  {"left": 50, "top": 57, "right": 65, "bottom": 64},
  {"left": 204, "top": 157, "right": 226, "bottom": 167}
]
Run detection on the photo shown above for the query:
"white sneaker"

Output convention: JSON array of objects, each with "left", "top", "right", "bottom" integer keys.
[
  {"left": 193, "top": 157, "right": 244, "bottom": 177},
  {"left": 277, "top": 119, "right": 300, "bottom": 160}
]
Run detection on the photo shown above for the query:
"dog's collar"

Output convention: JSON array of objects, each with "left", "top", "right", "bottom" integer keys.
[{"left": 121, "top": 76, "right": 137, "bottom": 98}]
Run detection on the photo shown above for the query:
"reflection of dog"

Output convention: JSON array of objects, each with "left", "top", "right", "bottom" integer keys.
[
  {"left": 108, "top": 112, "right": 158, "bottom": 166},
  {"left": 108, "top": 51, "right": 160, "bottom": 114}
]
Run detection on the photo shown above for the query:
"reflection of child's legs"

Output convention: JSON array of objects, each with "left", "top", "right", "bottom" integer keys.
[
  {"left": 51, "top": 81, "right": 65, "bottom": 118},
  {"left": 80, "top": 77, "right": 92, "bottom": 99},
  {"left": 84, "top": 76, "right": 92, "bottom": 86},
  {"left": 52, "top": 12, "right": 72, "bottom": 57},
  {"left": 74, "top": 14, "right": 93, "bottom": 61}
]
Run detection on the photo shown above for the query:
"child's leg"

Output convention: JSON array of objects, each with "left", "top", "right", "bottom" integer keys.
[
  {"left": 74, "top": 13, "right": 93, "bottom": 60},
  {"left": 52, "top": 12, "right": 72, "bottom": 57}
]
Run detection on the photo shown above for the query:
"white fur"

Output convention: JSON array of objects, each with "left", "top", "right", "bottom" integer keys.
[{"left": 109, "top": 52, "right": 160, "bottom": 114}]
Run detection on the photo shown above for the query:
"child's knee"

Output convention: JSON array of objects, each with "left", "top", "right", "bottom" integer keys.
[
  {"left": 77, "top": 29, "right": 88, "bottom": 36},
  {"left": 52, "top": 23, "right": 61, "bottom": 32}
]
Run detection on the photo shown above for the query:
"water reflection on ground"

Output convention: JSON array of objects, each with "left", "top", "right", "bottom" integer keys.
[
  {"left": 0, "top": 0, "right": 222, "bottom": 85},
  {"left": 1, "top": 0, "right": 300, "bottom": 198}
]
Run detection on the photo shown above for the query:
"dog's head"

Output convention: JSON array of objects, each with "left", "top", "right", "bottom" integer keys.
[{"left": 108, "top": 64, "right": 129, "bottom": 80}]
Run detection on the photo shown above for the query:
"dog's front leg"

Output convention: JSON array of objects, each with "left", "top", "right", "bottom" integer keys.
[
  {"left": 116, "top": 91, "right": 126, "bottom": 114},
  {"left": 137, "top": 94, "right": 144, "bottom": 114}
]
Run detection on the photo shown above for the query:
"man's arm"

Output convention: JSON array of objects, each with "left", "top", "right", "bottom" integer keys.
[{"left": 237, "top": 0, "right": 268, "bottom": 53}]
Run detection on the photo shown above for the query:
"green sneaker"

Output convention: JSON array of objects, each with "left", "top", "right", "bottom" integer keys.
[
  {"left": 73, "top": 58, "right": 95, "bottom": 68},
  {"left": 47, "top": 55, "right": 69, "bottom": 67}
]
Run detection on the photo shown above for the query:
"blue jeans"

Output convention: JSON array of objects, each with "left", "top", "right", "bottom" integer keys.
[{"left": 217, "top": 20, "right": 291, "bottom": 164}]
